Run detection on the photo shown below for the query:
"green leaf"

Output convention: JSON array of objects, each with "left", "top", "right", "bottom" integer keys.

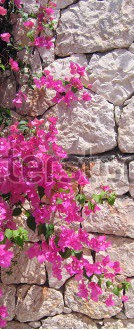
[
  {"left": 72, "top": 250, "right": 83, "bottom": 260},
  {"left": 76, "top": 194, "right": 86, "bottom": 205},
  {"left": 71, "top": 86, "right": 78, "bottom": 93},
  {"left": 12, "top": 208, "right": 22, "bottom": 216},
  {"left": 5, "top": 229, "right": 13, "bottom": 240},
  {"left": 26, "top": 215, "right": 36, "bottom": 232},
  {"left": 56, "top": 198, "right": 63, "bottom": 205},
  {"left": 106, "top": 280, "right": 113, "bottom": 288},
  {"left": 59, "top": 248, "right": 72, "bottom": 259},
  {"left": 113, "top": 286, "right": 120, "bottom": 297},
  {"left": 107, "top": 193, "right": 116, "bottom": 206},
  {"left": 38, "top": 186, "right": 45, "bottom": 199}
]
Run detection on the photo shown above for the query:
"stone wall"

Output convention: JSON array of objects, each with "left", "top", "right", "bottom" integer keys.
[{"left": 0, "top": 0, "right": 134, "bottom": 328}]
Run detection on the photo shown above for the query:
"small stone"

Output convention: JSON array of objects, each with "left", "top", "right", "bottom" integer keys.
[
  {"left": 115, "top": 106, "right": 122, "bottom": 125},
  {"left": 5, "top": 321, "right": 31, "bottom": 329},
  {"left": 55, "top": 0, "right": 134, "bottom": 55},
  {"left": 129, "top": 161, "right": 134, "bottom": 198},
  {"left": 83, "top": 158, "right": 129, "bottom": 197},
  {"left": 96, "top": 236, "right": 134, "bottom": 277},
  {"left": 44, "top": 92, "right": 116, "bottom": 155},
  {"left": 63, "top": 307, "right": 72, "bottom": 314},
  {"left": 129, "top": 43, "right": 134, "bottom": 53},
  {"left": 16, "top": 285, "right": 64, "bottom": 322},
  {"left": 40, "top": 313, "right": 98, "bottom": 329},
  {"left": 118, "top": 96, "right": 134, "bottom": 153},
  {"left": 124, "top": 278, "right": 134, "bottom": 318},
  {"left": 0, "top": 284, "right": 16, "bottom": 321},
  {"left": 29, "top": 321, "right": 41, "bottom": 328},
  {"left": 103, "top": 318, "right": 134, "bottom": 328},
  {"left": 1, "top": 244, "right": 46, "bottom": 285},
  {"left": 89, "top": 50, "right": 134, "bottom": 106},
  {"left": 83, "top": 197, "right": 134, "bottom": 238},
  {"left": 64, "top": 279, "right": 122, "bottom": 319}
]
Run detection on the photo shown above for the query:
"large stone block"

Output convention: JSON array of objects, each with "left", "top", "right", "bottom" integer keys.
[
  {"left": 55, "top": 0, "right": 134, "bottom": 55},
  {"left": 118, "top": 96, "right": 134, "bottom": 153},
  {"left": 0, "top": 284, "right": 16, "bottom": 321},
  {"left": 44, "top": 92, "right": 116, "bottom": 155},
  {"left": 83, "top": 197, "right": 134, "bottom": 238},
  {"left": 40, "top": 313, "right": 98, "bottom": 329},
  {"left": 96, "top": 236, "right": 134, "bottom": 277},
  {"left": 83, "top": 158, "right": 129, "bottom": 197},
  {"left": 1, "top": 244, "right": 46, "bottom": 285},
  {"left": 64, "top": 278, "right": 122, "bottom": 319},
  {"left": 89, "top": 50, "right": 134, "bottom": 106},
  {"left": 103, "top": 318, "right": 134, "bottom": 329},
  {"left": 15, "top": 285, "right": 64, "bottom": 322}
]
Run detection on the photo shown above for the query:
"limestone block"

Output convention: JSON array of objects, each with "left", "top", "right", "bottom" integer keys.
[
  {"left": 15, "top": 285, "right": 64, "bottom": 322},
  {"left": 118, "top": 96, "right": 134, "bottom": 153},
  {"left": 96, "top": 236, "right": 134, "bottom": 277},
  {"left": 83, "top": 197, "right": 134, "bottom": 238},
  {"left": 103, "top": 318, "right": 134, "bottom": 328},
  {"left": 1, "top": 244, "right": 46, "bottom": 285},
  {"left": 83, "top": 158, "right": 129, "bottom": 197},
  {"left": 44, "top": 92, "right": 116, "bottom": 155},
  {"left": 55, "top": 0, "right": 134, "bottom": 55},
  {"left": 64, "top": 279, "right": 122, "bottom": 319},
  {"left": 40, "top": 313, "right": 98, "bottom": 329},
  {"left": 89, "top": 50, "right": 134, "bottom": 106},
  {"left": 0, "top": 284, "right": 16, "bottom": 321}
]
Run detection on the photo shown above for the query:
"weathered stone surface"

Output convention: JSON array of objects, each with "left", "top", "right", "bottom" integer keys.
[
  {"left": 118, "top": 97, "right": 134, "bottom": 153},
  {"left": 29, "top": 321, "right": 41, "bottom": 328},
  {"left": 0, "top": 73, "right": 16, "bottom": 109},
  {"left": 103, "top": 318, "right": 134, "bottom": 329},
  {"left": 13, "top": 17, "right": 37, "bottom": 47},
  {"left": 96, "top": 236, "right": 134, "bottom": 277},
  {"left": 5, "top": 321, "right": 31, "bottom": 329},
  {"left": 64, "top": 279, "right": 122, "bottom": 319},
  {"left": 124, "top": 278, "right": 134, "bottom": 318},
  {"left": 129, "top": 43, "right": 134, "bottom": 53},
  {"left": 16, "top": 285, "right": 64, "bottom": 322},
  {"left": 55, "top": 0, "right": 134, "bottom": 56},
  {"left": 40, "top": 313, "right": 98, "bottom": 329},
  {"left": 89, "top": 50, "right": 134, "bottom": 106},
  {"left": 83, "top": 158, "right": 129, "bottom": 197},
  {"left": 56, "top": 0, "right": 76, "bottom": 9},
  {"left": 14, "top": 205, "right": 39, "bottom": 242},
  {"left": 129, "top": 161, "right": 134, "bottom": 198},
  {"left": 38, "top": 45, "right": 54, "bottom": 65},
  {"left": 18, "top": 49, "right": 42, "bottom": 74},
  {"left": 83, "top": 197, "right": 134, "bottom": 238},
  {"left": 44, "top": 92, "right": 116, "bottom": 155},
  {"left": 0, "top": 285, "right": 16, "bottom": 321},
  {"left": 1, "top": 244, "right": 46, "bottom": 285}
]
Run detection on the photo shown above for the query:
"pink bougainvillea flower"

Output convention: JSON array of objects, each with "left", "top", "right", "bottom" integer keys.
[
  {"left": 45, "top": 7, "right": 54, "bottom": 15},
  {"left": 100, "top": 184, "right": 111, "bottom": 192},
  {"left": 0, "top": 0, "right": 5, "bottom": 4},
  {"left": 0, "top": 6, "right": 7, "bottom": 15},
  {"left": 0, "top": 32, "right": 11, "bottom": 43},
  {"left": 23, "top": 20, "right": 34, "bottom": 28},
  {"left": 14, "top": 0, "right": 22, "bottom": 9},
  {"left": 82, "top": 92, "right": 91, "bottom": 101},
  {"left": 9, "top": 58, "right": 19, "bottom": 72},
  {"left": 105, "top": 294, "right": 115, "bottom": 307},
  {"left": 122, "top": 295, "right": 128, "bottom": 302},
  {"left": 13, "top": 90, "right": 27, "bottom": 108}
]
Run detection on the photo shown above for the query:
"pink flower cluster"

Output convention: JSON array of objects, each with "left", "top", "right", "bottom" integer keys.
[{"left": 34, "top": 62, "right": 91, "bottom": 107}]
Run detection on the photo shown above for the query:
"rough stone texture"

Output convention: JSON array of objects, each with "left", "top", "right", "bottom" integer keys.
[
  {"left": 1, "top": 244, "right": 46, "bottom": 285},
  {"left": 44, "top": 92, "right": 116, "bottom": 155},
  {"left": 96, "top": 236, "right": 134, "bottom": 277},
  {"left": 18, "top": 49, "right": 42, "bottom": 74},
  {"left": 29, "top": 321, "right": 41, "bottom": 328},
  {"left": 64, "top": 279, "right": 122, "bottom": 319},
  {"left": 15, "top": 285, "right": 64, "bottom": 322},
  {"left": 129, "top": 161, "right": 134, "bottom": 198},
  {"left": 129, "top": 43, "right": 134, "bottom": 53},
  {"left": 118, "top": 96, "right": 134, "bottom": 153},
  {"left": 0, "top": 285, "right": 16, "bottom": 321},
  {"left": 0, "top": 73, "right": 16, "bottom": 109},
  {"left": 40, "top": 313, "right": 98, "bottom": 329},
  {"left": 83, "top": 197, "right": 134, "bottom": 238},
  {"left": 89, "top": 50, "right": 134, "bottom": 106},
  {"left": 124, "top": 278, "right": 134, "bottom": 318},
  {"left": 83, "top": 158, "right": 129, "bottom": 197},
  {"left": 103, "top": 318, "right": 134, "bottom": 329},
  {"left": 5, "top": 321, "right": 31, "bottom": 329},
  {"left": 55, "top": 0, "right": 134, "bottom": 55}
]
